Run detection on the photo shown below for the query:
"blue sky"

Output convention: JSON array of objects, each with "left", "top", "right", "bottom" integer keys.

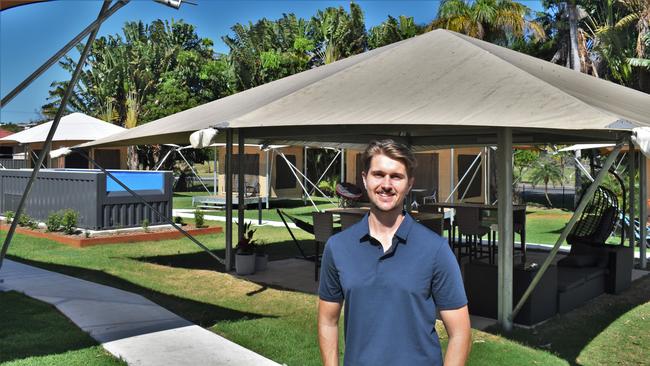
[{"left": 0, "top": 0, "right": 544, "bottom": 124}]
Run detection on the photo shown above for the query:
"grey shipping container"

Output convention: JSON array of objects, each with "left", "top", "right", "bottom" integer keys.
[{"left": 0, "top": 169, "right": 173, "bottom": 230}]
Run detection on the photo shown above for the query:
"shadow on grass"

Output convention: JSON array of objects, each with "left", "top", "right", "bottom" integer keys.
[
  {"left": 485, "top": 275, "right": 650, "bottom": 365},
  {"left": 136, "top": 239, "right": 316, "bottom": 272},
  {"left": 135, "top": 240, "right": 318, "bottom": 295},
  {"left": 6, "top": 256, "right": 273, "bottom": 329},
  {"left": 0, "top": 291, "right": 104, "bottom": 364}
]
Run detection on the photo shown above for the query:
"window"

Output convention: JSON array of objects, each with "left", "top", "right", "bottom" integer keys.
[
  {"left": 275, "top": 155, "right": 296, "bottom": 189},
  {"left": 457, "top": 154, "right": 482, "bottom": 199}
]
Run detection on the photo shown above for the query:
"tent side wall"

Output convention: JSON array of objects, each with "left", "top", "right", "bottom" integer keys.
[
  {"left": 345, "top": 147, "right": 486, "bottom": 203},
  {"left": 217, "top": 145, "right": 304, "bottom": 199},
  {"left": 24, "top": 141, "right": 127, "bottom": 169}
]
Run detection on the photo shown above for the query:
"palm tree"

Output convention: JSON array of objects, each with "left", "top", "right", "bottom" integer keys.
[
  {"left": 530, "top": 157, "right": 564, "bottom": 207},
  {"left": 431, "top": 0, "right": 545, "bottom": 46},
  {"left": 310, "top": 3, "right": 367, "bottom": 65},
  {"left": 368, "top": 15, "right": 425, "bottom": 49}
]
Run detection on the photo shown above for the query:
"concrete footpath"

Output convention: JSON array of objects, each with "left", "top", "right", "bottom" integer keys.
[{"left": 0, "top": 259, "right": 279, "bottom": 366}]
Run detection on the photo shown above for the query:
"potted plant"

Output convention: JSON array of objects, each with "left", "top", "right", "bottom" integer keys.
[
  {"left": 235, "top": 222, "right": 257, "bottom": 275},
  {"left": 255, "top": 240, "right": 269, "bottom": 272}
]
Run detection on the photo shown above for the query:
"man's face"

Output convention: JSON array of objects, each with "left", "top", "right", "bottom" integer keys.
[{"left": 362, "top": 154, "right": 414, "bottom": 213}]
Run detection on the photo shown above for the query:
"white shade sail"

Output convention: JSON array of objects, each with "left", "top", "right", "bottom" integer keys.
[
  {"left": 0, "top": 112, "right": 126, "bottom": 145},
  {"left": 80, "top": 29, "right": 650, "bottom": 149}
]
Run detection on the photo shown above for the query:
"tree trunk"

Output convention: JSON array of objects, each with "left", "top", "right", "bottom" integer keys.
[
  {"left": 544, "top": 181, "right": 553, "bottom": 207},
  {"left": 128, "top": 146, "right": 139, "bottom": 170},
  {"left": 568, "top": 1, "right": 581, "bottom": 72}
]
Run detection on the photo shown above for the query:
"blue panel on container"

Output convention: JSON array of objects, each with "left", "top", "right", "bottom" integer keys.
[{"left": 106, "top": 171, "right": 164, "bottom": 192}]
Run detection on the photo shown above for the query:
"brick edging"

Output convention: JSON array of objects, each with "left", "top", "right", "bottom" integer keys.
[{"left": 0, "top": 224, "right": 223, "bottom": 248}]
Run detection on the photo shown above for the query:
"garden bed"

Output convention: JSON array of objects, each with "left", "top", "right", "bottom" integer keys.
[{"left": 0, "top": 223, "right": 222, "bottom": 248}]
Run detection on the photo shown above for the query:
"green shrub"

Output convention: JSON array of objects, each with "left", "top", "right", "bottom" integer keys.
[
  {"left": 46, "top": 212, "right": 63, "bottom": 232},
  {"left": 174, "top": 216, "right": 184, "bottom": 225},
  {"left": 61, "top": 209, "right": 79, "bottom": 235},
  {"left": 141, "top": 219, "right": 150, "bottom": 232},
  {"left": 18, "top": 214, "right": 34, "bottom": 228},
  {"left": 4, "top": 210, "right": 15, "bottom": 223},
  {"left": 194, "top": 209, "right": 205, "bottom": 228}
]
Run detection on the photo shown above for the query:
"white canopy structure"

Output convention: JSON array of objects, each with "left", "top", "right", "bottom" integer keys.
[
  {"left": 0, "top": 112, "right": 126, "bottom": 145},
  {"left": 83, "top": 30, "right": 650, "bottom": 150},
  {"left": 79, "top": 29, "right": 650, "bottom": 330}
]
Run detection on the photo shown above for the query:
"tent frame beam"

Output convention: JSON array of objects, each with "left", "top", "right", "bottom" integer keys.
[
  {"left": 0, "top": 0, "right": 110, "bottom": 272},
  {"left": 511, "top": 140, "right": 624, "bottom": 321},
  {"left": 0, "top": 0, "right": 129, "bottom": 107}
]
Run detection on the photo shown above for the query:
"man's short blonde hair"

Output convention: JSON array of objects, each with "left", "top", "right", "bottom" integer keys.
[{"left": 362, "top": 139, "right": 417, "bottom": 177}]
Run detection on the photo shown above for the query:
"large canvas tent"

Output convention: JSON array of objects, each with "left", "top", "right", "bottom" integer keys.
[
  {"left": 0, "top": 112, "right": 127, "bottom": 169},
  {"left": 81, "top": 29, "right": 650, "bottom": 329}
]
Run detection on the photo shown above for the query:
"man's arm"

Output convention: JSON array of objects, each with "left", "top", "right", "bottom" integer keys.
[
  {"left": 439, "top": 305, "right": 471, "bottom": 366},
  {"left": 318, "top": 299, "right": 343, "bottom": 366}
]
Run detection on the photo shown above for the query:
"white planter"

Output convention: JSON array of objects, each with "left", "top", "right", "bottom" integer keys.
[
  {"left": 235, "top": 253, "right": 256, "bottom": 275},
  {"left": 255, "top": 253, "right": 268, "bottom": 272}
]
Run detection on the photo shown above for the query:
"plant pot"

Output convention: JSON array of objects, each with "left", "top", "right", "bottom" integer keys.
[
  {"left": 235, "top": 253, "right": 256, "bottom": 275},
  {"left": 255, "top": 253, "right": 268, "bottom": 272}
]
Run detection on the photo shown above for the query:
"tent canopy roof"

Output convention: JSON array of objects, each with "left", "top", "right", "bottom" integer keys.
[
  {"left": 0, "top": 113, "right": 126, "bottom": 145},
  {"left": 82, "top": 30, "right": 650, "bottom": 149}
]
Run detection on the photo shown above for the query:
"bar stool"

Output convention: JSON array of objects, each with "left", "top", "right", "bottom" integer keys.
[{"left": 312, "top": 212, "right": 334, "bottom": 281}]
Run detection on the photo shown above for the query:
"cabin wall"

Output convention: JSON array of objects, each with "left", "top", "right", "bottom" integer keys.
[
  {"left": 344, "top": 146, "right": 487, "bottom": 203},
  {"left": 24, "top": 142, "right": 127, "bottom": 170},
  {"left": 217, "top": 145, "right": 304, "bottom": 199}
]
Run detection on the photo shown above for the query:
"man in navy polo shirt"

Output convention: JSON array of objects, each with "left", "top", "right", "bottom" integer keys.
[{"left": 318, "top": 140, "right": 471, "bottom": 365}]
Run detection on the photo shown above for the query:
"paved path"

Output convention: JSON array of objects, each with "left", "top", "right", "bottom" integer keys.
[
  {"left": 173, "top": 209, "right": 296, "bottom": 228},
  {"left": 0, "top": 259, "right": 279, "bottom": 366}
]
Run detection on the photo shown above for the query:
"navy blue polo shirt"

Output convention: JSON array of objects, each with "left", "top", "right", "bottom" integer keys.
[{"left": 319, "top": 212, "right": 467, "bottom": 366}]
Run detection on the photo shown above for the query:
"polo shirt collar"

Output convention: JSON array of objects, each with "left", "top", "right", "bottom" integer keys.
[{"left": 358, "top": 211, "right": 415, "bottom": 244}]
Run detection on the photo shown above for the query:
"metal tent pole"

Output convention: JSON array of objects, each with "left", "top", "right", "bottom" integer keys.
[
  {"left": 629, "top": 143, "right": 636, "bottom": 251},
  {"left": 497, "top": 128, "right": 514, "bottom": 331},
  {"left": 340, "top": 149, "right": 345, "bottom": 182},
  {"left": 265, "top": 149, "right": 271, "bottom": 209},
  {"left": 460, "top": 153, "right": 482, "bottom": 201},
  {"left": 303, "top": 146, "right": 308, "bottom": 204},
  {"left": 225, "top": 130, "right": 234, "bottom": 271},
  {"left": 0, "top": 0, "right": 129, "bottom": 107},
  {"left": 0, "top": 0, "right": 111, "bottom": 272},
  {"left": 445, "top": 152, "right": 481, "bottom": 202},
  {"left": 640, "top": 153, "right": 647, "bottom": 269},
  {"left": 309, "top": 149, "right": 341, "bottom": 195},
  {"left": 511, "top": 142, "right": 624, "bottom": 321},
  {"left": 76, "top": 148, "right": 224, "bottom": 265},
  {"left": 213, "top": 145, "right": 218, "bottom": 195},
  {"left": 449, "top": 148, "right": 455, "bottom": 203},
  {"left": 237, "top": 131, "right": 245, "bottom": 242}
]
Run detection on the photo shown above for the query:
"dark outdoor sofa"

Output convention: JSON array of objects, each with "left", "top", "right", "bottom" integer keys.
[{"left": 464, "top": 243, "right": 632, "bottom": 325}]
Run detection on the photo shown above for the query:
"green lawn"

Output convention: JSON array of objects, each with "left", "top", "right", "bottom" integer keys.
[
  {"left": 0, "top": 291, "right": 124, "bottom": 365},
  {"left": 173, "top": 193, "right": 339, "bottom": 223},
  {"left": 4, "top": 218, "right": 648, "bottom": 365},
  {"left": 2, "top": 225, "right": 566, "bottom": 366}
]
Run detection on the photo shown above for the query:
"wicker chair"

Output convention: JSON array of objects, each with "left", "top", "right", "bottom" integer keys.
[{"left": 567, "top": 186, "right": 620, "bottom": 247}]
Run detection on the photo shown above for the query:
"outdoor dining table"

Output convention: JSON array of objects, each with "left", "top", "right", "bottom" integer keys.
[
  {"left": 325, "top": 207, "right": 448, "bottom": 221},
  {"left": 427, "top": 202, "right": 527, "bottom": 263}
]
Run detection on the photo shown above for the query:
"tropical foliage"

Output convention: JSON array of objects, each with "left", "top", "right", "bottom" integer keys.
[
  {"left": 43, "top": 1, "right": 648, "bottom": 171},
  {"left": 368, "top": 15, "right": 425, "bottom": 49},
  {"left": 530, "top": 155, "right": 564, "bottom": 207},
  {"left": 431, "top": 0, "right": 545, "bottom": 45}
]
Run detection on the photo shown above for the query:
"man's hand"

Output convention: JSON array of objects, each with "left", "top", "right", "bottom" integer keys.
[
  {"left": 318, "top": 299, "right": 343, "bottom": 366},
  {"left": 440, "top": 305, "right": 471, "bottom": 366}
]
